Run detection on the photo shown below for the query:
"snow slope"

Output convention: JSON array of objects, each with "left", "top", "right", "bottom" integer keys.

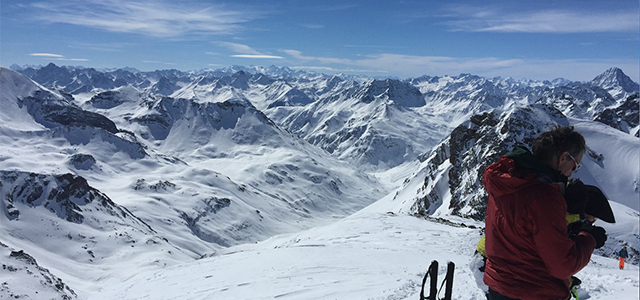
[
  {"left": 89, "top": 211, "right": 639, "bottom": 300},
  {"left": 572, "top": 119, "right": 640, "bottom": 211}
]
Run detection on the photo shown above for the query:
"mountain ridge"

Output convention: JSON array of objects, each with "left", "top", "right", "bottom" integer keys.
[{"left": 1, "top": 64, "right": 638, "bottom": 298}]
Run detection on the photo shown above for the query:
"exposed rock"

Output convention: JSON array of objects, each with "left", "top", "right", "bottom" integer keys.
[
  {"left": 1, "top": 245, "right": 78, "bottom": 299},
  {"left": 412, "top": 105, "right": 567, "bottom": 220},
  {"left": 68, "top": 153, "right": 97, "bottom": 170}
]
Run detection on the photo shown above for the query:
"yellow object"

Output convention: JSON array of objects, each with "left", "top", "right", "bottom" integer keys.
[
  {"left": 477, "top": 236, "right": 486, "bottom": 257},
  {"left": 566, "top": 213, "right": 580, "bottom": 225}
]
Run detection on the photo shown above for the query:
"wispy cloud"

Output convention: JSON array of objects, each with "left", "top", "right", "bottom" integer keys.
[
  {"left": 28, "top": 0, "right": 263, "bottom": 37},
  {"left": 30, "top": 53, "right": 89, "bottom": 61},
  {"left": 281, "top": 49, "right": 640, "bottom": 81},
  {"left": 142, "top": 60, "right": 176, "bottom": 65},
  {"left": 231, "top": 55, "right": 283, "bottom": 59},
  {"left": 216, "top": 42, "right": 264, "bottom": 55},
  {"left": 217, "top": 42, "right": 282, "bottom": 59},
  {"left": 354, "top": 54, "right": 523, "bottom": 76},
  {"left": 444, "top": 6, "right": 639, "bottom": 33},
  {"left": 68, "top": 42, "right": 130, "bottom": 52},
  {"left": 283, "top": 49, "right": 520, "bottom": 75},
  {"left": 290, "top": 65, "right": 387, "bottom": 74},
  {"left": 30, "top": 53, "right": 64, "bottom": 58},
  {"left": 283, "top": 50, "right": 353, "bottom": 65}
]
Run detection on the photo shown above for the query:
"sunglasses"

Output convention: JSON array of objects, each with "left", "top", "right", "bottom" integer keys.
[{"left": 568, "top": 153, "right": 582, "bottom": 172}]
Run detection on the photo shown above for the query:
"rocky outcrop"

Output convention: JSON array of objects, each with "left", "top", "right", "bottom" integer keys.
[
  {"left": 0, "top": 171, "right": 147, "bottom": 226},
  {"left": 1, "top": 244, "right": 78, "bottom": 299},
  {"left": 411, "top": 104, "right": 568, "bottom": 220}
]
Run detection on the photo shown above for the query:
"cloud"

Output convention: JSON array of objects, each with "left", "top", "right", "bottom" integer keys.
[
  {"left": 283, "top": 49, "right": 354, "bottom": 65},
  {"left": 30, "top": 53, "right": 64, "bottom": 58},
  {"left": 283, "top": 50, "right": 521, "bottom": 74},
  {"left": 28, "top": 0, "right": 263, "bottom": 37},
  {"left": 30, "top": 53, "right": 88, "bottom": 61},
  {"left": 68, "top": 42, "right": 130, "bottom": 52},
  {"left": 142, "top": 60, "right": 176, "bottom": 65},
  {"left": 290, "top": 65, "right": 386, "bottom": 74},
  {"left": 444, "top": 7, "right": 639, "bottom": 33},
  {"left": 281, "top": 50, "right": 639, "bottom": 81},
  {"left": 231, "top": 55, "right": 283, "bottom": 59},
  {"left": 283, "top": 50, "right": 522, "bottom": 76},
  {"left": 217, "top": 42, "right": 263, "bottom": 55},
  {"left": 217, "top": 42, "right": 282, "bottom": 59}
]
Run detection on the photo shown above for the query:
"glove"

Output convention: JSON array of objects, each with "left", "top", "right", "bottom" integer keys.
[
  {"left": 565, "top": 178, "right": 588, "bottom": 215},
  {"left": 567, "top": 219, "right": 591, "bottom": 239},
  {"left": 589, "top": 226, "right": 607, "bottom": 249}
]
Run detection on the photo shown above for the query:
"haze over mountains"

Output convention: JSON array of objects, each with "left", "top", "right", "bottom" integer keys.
[{"left": 1, "top": 64, "right": 639, "bottom": 299}]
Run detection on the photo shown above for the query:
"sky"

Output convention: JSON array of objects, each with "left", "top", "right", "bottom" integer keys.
[{"left": 1, "top": 0, "right": 639, "bottom": 82}]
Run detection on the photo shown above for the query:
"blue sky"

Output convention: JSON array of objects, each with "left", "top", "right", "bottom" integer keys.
[{"left": 1, "top": 0, "right": 638, "bottom": 81}]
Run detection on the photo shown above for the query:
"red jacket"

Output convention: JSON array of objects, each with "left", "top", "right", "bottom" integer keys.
[{"left": 483, "top": 156, "right": 595, "bottom": 300}]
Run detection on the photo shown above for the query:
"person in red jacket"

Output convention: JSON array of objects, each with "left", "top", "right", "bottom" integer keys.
[{"left": 483, "top": 126, "right": 607, "bottom": 300}]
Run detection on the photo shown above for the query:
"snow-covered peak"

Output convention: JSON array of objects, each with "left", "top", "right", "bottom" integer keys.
[
  {"left": 359, "top": 79, "right": 425, "bottom": 107},
  {"left": 591, "top": 67, "right": 640, "bottom": 100},
  {"left": 1, "top": 67, "right": 50, "bottom": 102},
  {"left": 0, "top": 67, "right": 67, "bottom": 130}
]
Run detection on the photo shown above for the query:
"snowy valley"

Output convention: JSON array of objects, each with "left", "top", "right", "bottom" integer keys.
[{"left": 1, "top": 64, "right": 638, "bottom": 299}]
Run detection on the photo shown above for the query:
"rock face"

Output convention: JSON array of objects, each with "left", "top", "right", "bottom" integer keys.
[
  {"left": 359, "top": 79, "right": 426, "bottom": 107},
  {"left": 0, "top": 171, "right": 134, "bottom": 223},
  {"left": 594, "top": 93, "right": 639, "bottom": 134},
  {"left": 1, "top": 68, "right": 148, "bottom": 160},
  {"left": 68, "top": 153, "right": 97, "bottom": 170},
  {"left": 411, "top": 104, "right": 568, "bottom": 220},
  {"left": 32, "top": 97, "right": 119, "bottom": 133},
  {"left": 1, "top": 244, "right": 78, "bottom": 300}
]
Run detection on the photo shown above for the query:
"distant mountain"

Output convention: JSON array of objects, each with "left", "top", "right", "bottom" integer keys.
[
  {"left": 12, "top": 63, "right": 640, "bottom": 167},
  {"left": 267, "top": 78, "right": 442, "bottom": 169},
  {"left": 1, "top": 64, "right": 638, "bottom": 298},
  {"left": 591, "top": 67, "right": 640, "bottom": 100}
]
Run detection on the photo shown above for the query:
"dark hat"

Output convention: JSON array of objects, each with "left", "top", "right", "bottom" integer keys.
[{"left": 585, "top": 185, "right": 616, "bottom": 223}]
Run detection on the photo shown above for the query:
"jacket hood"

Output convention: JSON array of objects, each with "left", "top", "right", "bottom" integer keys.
[
  {"left": 504, "top": 145, "right": 567, "bottom": 184},
  {"left": 483, "top": 145, "right": 566, "bottom": 198}
]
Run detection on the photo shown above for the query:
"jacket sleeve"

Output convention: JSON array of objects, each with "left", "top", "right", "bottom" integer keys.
[{"left": 529, "top": 185, "right": 596, "bottom": 279}]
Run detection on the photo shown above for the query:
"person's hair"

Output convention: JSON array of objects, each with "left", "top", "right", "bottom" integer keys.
[{"left": 531, "top": 125, "right": 586, "bottom": 164}]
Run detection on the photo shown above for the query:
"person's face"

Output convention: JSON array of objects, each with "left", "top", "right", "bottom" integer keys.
[{"left": 556, "top": 151, "right": 583, "bottom": 177}]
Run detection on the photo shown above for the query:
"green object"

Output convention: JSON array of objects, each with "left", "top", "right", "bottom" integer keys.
[{"left": 570, "top": 288, "right": 579, "bottom": 300}]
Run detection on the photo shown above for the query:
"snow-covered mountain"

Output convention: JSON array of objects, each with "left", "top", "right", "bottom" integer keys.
[
  {"left": 591, "top": 67, "right": 640, "bottom": 101},
  {"left": 0, "top": 67, "right": 383, "bottom": 298},
  {"left": 2, "top": 64, "right": 639, "bottom": 299}
]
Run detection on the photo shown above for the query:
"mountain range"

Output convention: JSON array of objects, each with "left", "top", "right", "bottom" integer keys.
[{"left": 1, "top": 63, "right": 639, "bottom": 299}]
